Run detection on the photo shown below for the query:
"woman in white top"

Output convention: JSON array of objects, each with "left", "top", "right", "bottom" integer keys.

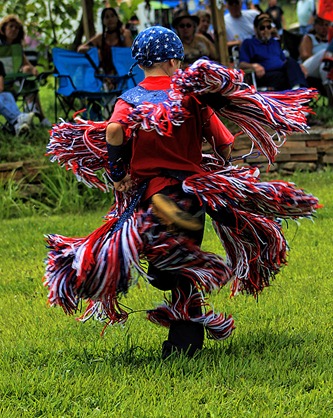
[{"left": 299, "top": 16, "right": 330, "bottom": 85}]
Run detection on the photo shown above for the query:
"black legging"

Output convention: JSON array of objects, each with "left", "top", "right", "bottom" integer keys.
[{"left": 146, "top": 183, "right": 206, "bottom": 351}]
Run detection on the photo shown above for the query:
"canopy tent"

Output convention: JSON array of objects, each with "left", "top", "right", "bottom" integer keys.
[
  {"left": 160, "top": 0, "right": 184, "bottom": 6},
  {"left": 150, "top": 1, "right": 171, "bottom": 10},
  {"left": 145, "top": 0, "right": 211, "bottom": 14}
]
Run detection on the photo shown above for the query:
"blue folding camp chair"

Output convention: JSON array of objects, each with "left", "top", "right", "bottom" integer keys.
[
  {"left": 52, "top": 47, "right": 127, "bottom": 121},
  {"left": 111, "top": 47, "right": 144, "bottom": 90}
]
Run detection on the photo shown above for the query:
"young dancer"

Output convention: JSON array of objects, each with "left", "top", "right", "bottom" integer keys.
[{"left": 45, "top": 27, "right": 319, "bottom": 359}]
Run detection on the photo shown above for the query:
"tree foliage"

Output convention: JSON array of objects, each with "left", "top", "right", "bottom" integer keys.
[{"left": 0, "top": 0, "right": 143, "bottom": 50}]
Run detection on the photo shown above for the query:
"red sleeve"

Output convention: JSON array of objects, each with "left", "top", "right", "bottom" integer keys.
[
  {"left": 201, "top": 106, "right": 234, "bottom": 150},
  {"left": 109, "top": 99, "right": 130, "bottom": 126}
]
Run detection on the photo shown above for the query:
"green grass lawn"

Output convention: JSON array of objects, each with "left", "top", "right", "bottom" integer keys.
[
  {"left": 1, "top": 24, "right": 333, "bottom": 415},
  {"left": 0, "top": 170, "right": 332, "bottom": 417}
]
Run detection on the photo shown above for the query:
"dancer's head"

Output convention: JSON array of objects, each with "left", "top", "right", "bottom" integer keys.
[{"left": 131, "top": 26, "right": 184, "bottom": 68}]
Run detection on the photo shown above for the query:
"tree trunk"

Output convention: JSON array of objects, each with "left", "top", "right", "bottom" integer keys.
[
  {"left": 81, "top": 0, "right": 96, "bottom": 41},
  {"left": 72, "top": 17, "right": 84, "bottom": 51},
  {"left": 210, "top": 1, "right": 229, "bottom": 66}
]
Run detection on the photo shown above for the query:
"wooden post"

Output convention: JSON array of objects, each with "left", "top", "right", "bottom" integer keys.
[
  {"left": 210, "top": 0, "right": 229, "bottom": 66},
  {"left": 81, "top": 0, "right": 96, "bottom": 40}
]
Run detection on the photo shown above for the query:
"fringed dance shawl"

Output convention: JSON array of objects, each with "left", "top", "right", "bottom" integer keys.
[
  {"left": 126, "top": 59, "right": 318, "bottom": 165},
  {"left": 47, "top": 59, "right": 318, "bottom": 191},
  {"left": 44, "top": 59, "right": 319, "bottom": 337}
]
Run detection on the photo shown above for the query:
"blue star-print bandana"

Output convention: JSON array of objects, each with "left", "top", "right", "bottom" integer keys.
[{"left": 132, "top": 26, "right": 184, "bottom": 67}]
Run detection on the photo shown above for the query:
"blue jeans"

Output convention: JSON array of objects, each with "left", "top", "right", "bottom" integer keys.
[
  {"left": 257, "top": 58, "right": 308, "bottom": 90},
  {"left": 0, "top": 92, "right": 21, "bottom": 125},
  {"left": 299, "top": 25, "right": 313, "bottom": 35}
]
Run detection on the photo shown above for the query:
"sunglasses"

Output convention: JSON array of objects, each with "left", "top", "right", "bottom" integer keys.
[
  {"left": 178, "top": 23, "right": 194, "bottom": 29},
  {"left": 259, "top": 24, "right": 272, "bottom": 31}
]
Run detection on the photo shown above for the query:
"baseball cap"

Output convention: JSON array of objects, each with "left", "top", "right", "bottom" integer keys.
[{"left": 253, "top": 13, "right": 272, "bottom": 28}]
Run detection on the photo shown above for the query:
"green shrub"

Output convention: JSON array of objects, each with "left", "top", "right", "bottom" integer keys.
[{"left": 0, "top": 165, "right": 112, "bottom": 220}]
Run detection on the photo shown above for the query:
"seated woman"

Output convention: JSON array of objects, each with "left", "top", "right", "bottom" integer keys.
[
  {"left": 172, "top": 12, "right": 217, "bottom": 68},
  {"left": 299, "top": 16, "right": 330, "bottom": 93},
  {"left": 0, "top": 14, "right": 51, "bottom": 127},
  {"left": 321, "top": 37, "right": 333, "bottom": 106},
  {"left": 78, "top": 7, "right": 133, "bottom": 76}
]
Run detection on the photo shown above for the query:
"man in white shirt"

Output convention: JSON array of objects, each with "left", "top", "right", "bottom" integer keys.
[{"left": 224, "top": 0, "right": 259, "bottom": 48}]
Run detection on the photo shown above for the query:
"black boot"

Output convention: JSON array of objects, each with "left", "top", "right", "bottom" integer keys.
[{"left": 162, "top": 320, "right": 204, "bottom": 359}]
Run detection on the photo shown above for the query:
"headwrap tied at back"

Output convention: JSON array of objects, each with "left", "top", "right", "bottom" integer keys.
[{"left": 131, "top": 26, "right": 184, "bottom": 68}]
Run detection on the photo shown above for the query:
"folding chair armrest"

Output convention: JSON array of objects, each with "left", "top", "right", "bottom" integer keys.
[
  {"left": 237, "top": 68, "right": 257, "bottom": 89},
  {"left": 54, "top": 73, "right": 77, "bottom": 90},
  {"left": 4, "top": 72, "right": 30, "bottom": 84},
  {"left": 4, "top": 72, "right": 35, "bottom": 96},
  {"left": 37, "top": 70, "right": 53, "bottom": 85}
]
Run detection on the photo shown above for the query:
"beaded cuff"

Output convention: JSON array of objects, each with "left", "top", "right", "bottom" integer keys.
[{"left": 107, "top": 142, "right": 127, "bottom": 182}]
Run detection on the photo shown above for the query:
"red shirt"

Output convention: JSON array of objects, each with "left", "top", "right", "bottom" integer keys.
[{"left": 110, "top": 76, "right": 234, "bottom": 198}]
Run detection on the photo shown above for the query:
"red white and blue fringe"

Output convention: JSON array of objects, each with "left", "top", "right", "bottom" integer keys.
[
  {"left": 44, "top": 206, "right": 235, "bottom": 335},
  {"left": 44, "top": 59, "right": 319, "bottom": 340},
  {"left": 128, "top": 59, "right": 318, "bottom": 165},
  {"left": 46, "top": 59, "right": 318, "bottom": 190},
  {"left": 44, "top": 167, "right": 318, "bottom": 334},
  {"left": 147, "top": 288, "right": 235, "bottom": 341},
  {"left": 183, "top": 167, "right": 318, "bottom": 295},
  {"left": 47, "top": 115, "right": 110, "bottom": 191}
]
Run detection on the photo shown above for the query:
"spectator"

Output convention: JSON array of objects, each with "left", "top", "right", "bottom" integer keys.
[
  {"left": 322, "top": 39, "right": 333, "bottom": 105},
  {"left": 239, "top": 13, "right": 308, "bottom": 90},
  {"left": 78, "top": 7, "right": 133, "bottom": 76},
  {"left": 265, "top": 0, "right": 285, "bottom": 36},
  {"left": 172, "top": 12, "right": 217, "bottom": 68},
  {"left": 237, "top": 0, "right": 261, "bottom": 11},
  {"left": 195, "top": 10, "right": 215, "bottom": 45},
  {"left": 0, "top": 15, "right": 51, "bottom": 127},
  {"left": 299, "top": 16, "right": 330, "bottom": 91},
  {"left": 297, "top": 0, "right": 316, "bottom": 35},
  {"left": 224, "top": 0, "right": 259, "bottom": 48},
  {"left": 247, "top": 0, "right": 263, "bottom": 13},
  {"left": 125, "top": 15, "right": 140, "bottom": 39},
  {"left": 0, "top": 61, "right": 34, "bottom": 135}
]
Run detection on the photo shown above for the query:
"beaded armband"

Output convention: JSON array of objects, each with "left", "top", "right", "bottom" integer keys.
[{"left": 107, "top": 142, "right": 127, "bottom": 182}]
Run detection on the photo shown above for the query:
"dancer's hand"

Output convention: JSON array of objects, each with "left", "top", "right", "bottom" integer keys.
[{"left": 113, "top": 174, "right": 133, "bottom": 193}]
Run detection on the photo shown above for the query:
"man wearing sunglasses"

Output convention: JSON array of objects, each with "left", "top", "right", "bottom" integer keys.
[{"left": 239, "top": 13, "right": 307, "bottom": 90}]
